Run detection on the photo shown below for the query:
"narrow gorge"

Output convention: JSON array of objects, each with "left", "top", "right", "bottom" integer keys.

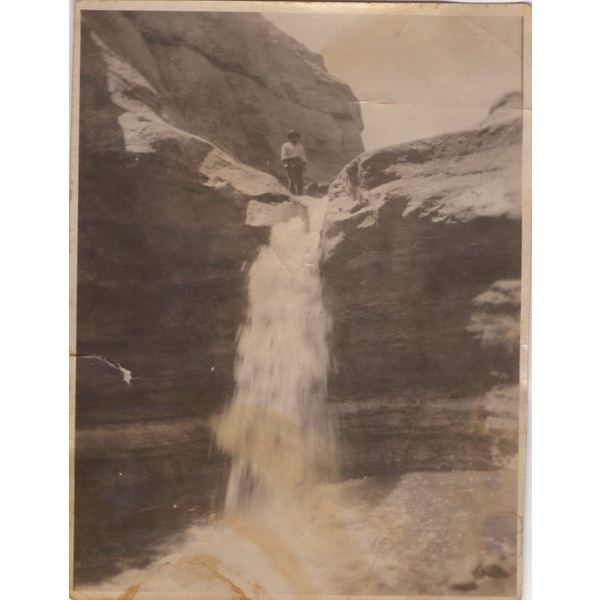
[{"left": 74, "top": 9, "right": 524, "bottom": 598}]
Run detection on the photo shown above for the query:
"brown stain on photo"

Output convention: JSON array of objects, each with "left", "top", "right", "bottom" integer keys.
[
  {"left": 115, "top": 584, "right": 141, "bottom": 600},
  {"left": 70, "top": 583, "right": 141, "bottom": 600},
  {"left": 176, "top": 554, "right": 252, "bottom": 600}
]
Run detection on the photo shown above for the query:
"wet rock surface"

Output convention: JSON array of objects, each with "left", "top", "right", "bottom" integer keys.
[{"left": 74, "top": 420, "right": 229, "bottom": 583}]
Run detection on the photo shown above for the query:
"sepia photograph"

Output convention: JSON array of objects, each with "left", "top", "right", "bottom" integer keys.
[{"left": 70, "top": 2, "right": 531, "bottom": 598}]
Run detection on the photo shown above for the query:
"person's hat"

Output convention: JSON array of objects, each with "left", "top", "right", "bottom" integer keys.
[{"left": 287, "top": 130, "right": 300, "bottom": 139}]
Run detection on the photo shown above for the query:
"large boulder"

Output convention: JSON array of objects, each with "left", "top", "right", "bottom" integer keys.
[
  {"left": 80, "top": 11, "right": 364, "bottom": 184},
  {"left": 321, "top": 97, "right": 523, "bottom": 474}
]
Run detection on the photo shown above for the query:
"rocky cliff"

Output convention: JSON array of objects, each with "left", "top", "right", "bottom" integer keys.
[
  {"left": 75, "top": 10, "right": 362, "bottom": 582},
  {"left": 80, "top": 11, "right": 363, "bottom": 185},
  {"left": 322, "top": 96, "right": 523, "bottom": 474}
]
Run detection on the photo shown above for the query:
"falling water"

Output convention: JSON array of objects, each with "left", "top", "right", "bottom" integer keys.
[{"left": 215, "top": 197, "right": 337, "bottom": 513}]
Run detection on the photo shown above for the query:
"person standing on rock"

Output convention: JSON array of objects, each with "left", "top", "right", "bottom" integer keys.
[{"left": 281, "top": 130, "right": 307, "bottom": 196}]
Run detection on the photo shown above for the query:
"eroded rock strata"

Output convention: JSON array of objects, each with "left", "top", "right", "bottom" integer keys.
[{"left": 322, "top": 97, "right": 523, "bottom": 474}]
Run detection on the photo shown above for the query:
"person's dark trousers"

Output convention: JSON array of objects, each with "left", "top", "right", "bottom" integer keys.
[{"left": 285, "top": 157, "right": 304, "bottom": 195}]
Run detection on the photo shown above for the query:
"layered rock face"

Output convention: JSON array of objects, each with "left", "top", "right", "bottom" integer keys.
[
  {"left": 75, "top": 11, "right": 350, "bottom": 582},
  {"left": 322, "top": 98, "right": 523, "bottom": 474},
  {"left": 80, "top": 11, "right": 363, "bottom": 184}
]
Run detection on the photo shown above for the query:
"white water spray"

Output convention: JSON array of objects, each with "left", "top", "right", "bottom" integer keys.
[{"left": 215, "top": 197, "right": 338, "bottom": 513}]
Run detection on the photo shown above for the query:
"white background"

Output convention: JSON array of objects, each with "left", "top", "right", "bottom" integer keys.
[{"left": 1, "top": 1, "right": 597, "bottom": 598}]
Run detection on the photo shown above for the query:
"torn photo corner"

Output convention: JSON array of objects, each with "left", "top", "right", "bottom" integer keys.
[{"left": 70, "top": 1, "right": 531, "bottom": 598}]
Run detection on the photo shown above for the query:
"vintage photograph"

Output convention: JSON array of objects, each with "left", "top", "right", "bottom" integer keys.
[{"left": 70, "top": 2, "right": 531, "bottom": 598}]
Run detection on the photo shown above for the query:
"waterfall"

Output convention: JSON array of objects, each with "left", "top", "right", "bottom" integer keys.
[
  {"left": 87, "top": 198, "right": 395, "bottom": 598},
  {"left": 215, "top": 197, "right": 337, "bottom": 514}
]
